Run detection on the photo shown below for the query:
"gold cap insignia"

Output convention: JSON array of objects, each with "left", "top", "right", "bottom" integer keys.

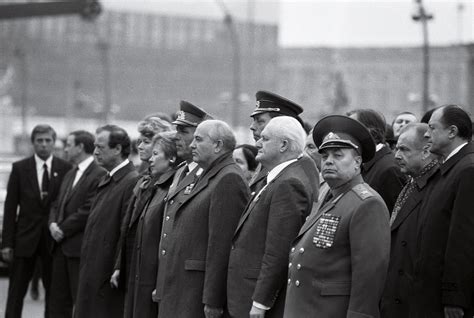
[
  {"left": 324, "top": 132, "right": 340, "bottom": 141},
  {"left": 177, "top": 110, "right": 186, "bottom": 121}
]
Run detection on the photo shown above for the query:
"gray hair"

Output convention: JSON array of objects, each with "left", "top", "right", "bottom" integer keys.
[
  {"left": 264, "top": 116, "right": 306, "bottom": 154},
  {"left": 198, "top": 120, "right": 236, "bottom": 152}
]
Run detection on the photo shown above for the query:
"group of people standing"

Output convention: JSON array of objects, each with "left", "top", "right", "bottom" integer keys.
[{"left": 1, "top": 89, "right": 474, "bottom": 318}]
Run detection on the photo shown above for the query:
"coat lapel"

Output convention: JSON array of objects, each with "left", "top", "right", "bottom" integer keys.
[
  {"left": 66, "top": 162, "right": 94, "bottom": 200},
  {"left": 174, "top": 168, "right": 210, "bottom": 211},
  {"left": 233, "top": 160, "right": 298, "bottom": 237},
  {"left": 363, "top": 145, "right": 390, "bottom": 172},
  {"left": 61, "top": 170, "right": 76, "bottom": 205},
  {"left": 168, "top": 165, "right": 199, "bottom": 200},
  {"left": 233, "top": 191, "right": 260, "bottom": 236},
  {"left": 173, "top": 154, "right": 234, "bottom": 217},
  {"left": 297, "top": 200, "right": 336, "bottom": 238},
  {"left": 249, "top": 164, "right": 266, "bottom": 189},
  {"left": 391, "top": 160, "right": 440, "bottom": 230},
  {"left": 27, "top": 156, "right": 42, "bottom": 200},
  {"left": 390, "top": 194, "right": 421, "bottom": 230}
]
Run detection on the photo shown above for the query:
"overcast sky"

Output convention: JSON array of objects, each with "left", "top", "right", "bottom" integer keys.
[{"left": 102, "top": 0, "right": 474, "bottom": 47}]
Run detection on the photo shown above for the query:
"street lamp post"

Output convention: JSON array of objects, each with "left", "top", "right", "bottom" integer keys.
[
  {"left": 412, "top": 0, "right": 433, "bottom": 114},
  {"left": 216, "top": 0, "right": 241, "bottom": 128},
  {"left": 14, "top": 47, "right": 28, "bottom": 137},
  {"left": 97, "top": 38, "right": 111, "bottom": 123}
]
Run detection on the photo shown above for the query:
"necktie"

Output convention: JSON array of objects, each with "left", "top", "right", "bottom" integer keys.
[
  {"left": 71, "top": 167, "right": 80, "bottom": 188},
  {"left": 41, "top": 163, "right": 50, "bottom": 201}
]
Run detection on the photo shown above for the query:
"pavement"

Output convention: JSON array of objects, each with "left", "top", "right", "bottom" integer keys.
[{"left": 0, "top": 277, "right": 45, "bottom": 317}]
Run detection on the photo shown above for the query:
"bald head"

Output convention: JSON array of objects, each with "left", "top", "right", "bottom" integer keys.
[
  {"left": 395, "top": 123, "right": 437, "bottom": 176},
  {"left": 190, "top": 120, "right": 236, "bottom": 169}
]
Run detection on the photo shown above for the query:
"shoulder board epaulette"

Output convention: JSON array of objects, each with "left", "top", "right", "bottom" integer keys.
[{"left": 352, "top": 184, "right": 374, "bottom": 200}]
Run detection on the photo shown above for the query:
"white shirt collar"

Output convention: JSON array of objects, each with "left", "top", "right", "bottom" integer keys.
[
  {"left": 266, "top": 158, "right": 298, "bottom": 184},
  {"left": 77, "top": 156, "right": 94, "bottom": 172},
  {"left": 34, "top": 154, "right": 53, "bottom": 170},
  {"left": 444, "top": 142, "right": 468, "bottom": 163},
  {"left": 109, "top": 159, "right": 130, "bottom": 176},
  {"left": 187, "top": 161, "right": 199, "bottom": 173},
  {"left": 375, "top": 143, "right": 384, "bottom": 152}
]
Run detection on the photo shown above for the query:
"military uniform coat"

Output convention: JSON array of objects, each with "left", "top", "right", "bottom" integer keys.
[
  {"left": 227, "top": 157, "right": 318, "bottom": 318},
  {"left": 155, "top": 153, "right": 249, "bottom": 318},
  {"left": 362, "top": 145, "right": 406, "bottom": 213},
  {"left": 74, "top": 161, "right": 138, "bottom": 318},
  {"left": 283, "top": 176, "right": 390, "bottom": 318},
  {"left": 2, "top": 156, "right": 71, "bottom": 255},
  {"left": 124, "top": 169, "right": 175, "bottom": 318},
  {"left": 49, "top": 160, "right": 106, "bottom": 257},
  {"left": 380, "top": 162, "right": 438, "bottom": 318},
  {"left": 410, "top": 142, "right": 474, "bottom": 317}
]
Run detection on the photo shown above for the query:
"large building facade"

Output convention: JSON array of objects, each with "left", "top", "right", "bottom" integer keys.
[
  {"left": 0, "top": 8, "right": 279, "bottom": 129},
  {"left": 279, "top": 46, "right": 472, "bottom": 124},
  {"left": 0, "top": 6, "right": 473, "bottom": 138}
]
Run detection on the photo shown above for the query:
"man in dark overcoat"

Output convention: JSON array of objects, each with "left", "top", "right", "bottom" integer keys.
[
  {"left": 283, "top": 115, "right": 390, "bottom": 318},
  {"left": 48, "top": 130, "right": 106, "bottom": 318},
  {"left": 248, "top": 91, "right": 319, "bottom": 195},
  {"left": 411, "top": 105, "right": 474, "bottom": 318},
  {"left": 74, "top": 125, "right": 138, "bottom": 318},
  {"left": 380, "top": 123, "right": 439, "bottom": 318},
  {"left": 349, "top": 109, "right": 406, "bottom": 212},
  {"left": 155, "top": 120, "right": 249, "bottom": 318},
  {"left": 227, "top": 116, "right": 318, "bottom": 318},
  {"left": 1, "top": 124, "right": 71, "bottom": 318}
]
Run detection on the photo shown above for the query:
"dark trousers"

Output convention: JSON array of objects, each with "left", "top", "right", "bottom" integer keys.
[
  {"left": 5, "top": 238, "right": 52, "bottom": 318},
  {"left": 49, "top": 247, "right": 80, "bottom": 318}
]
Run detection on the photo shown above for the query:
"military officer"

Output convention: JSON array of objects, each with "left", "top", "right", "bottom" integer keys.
[
  {"left": 248, "top": 90, "right": 318, "bottom": 195},
  {"left": 283, "top": 115, "right": 390, "bottom": 318}
]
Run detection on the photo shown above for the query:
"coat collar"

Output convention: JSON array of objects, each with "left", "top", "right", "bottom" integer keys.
[
  {"left": 183, "top": 152, "right": 235, "bottom": 198},
  {"left": 297, "top": 176, "right": 363, "bottom": 238},
  {"left": 233, "top": 159, "right": 301, "bottom": 237},
  {"left": 440, "top": 142, "right": 474, "bottom": 176},
  {"left": 363, "top": 144, "right": 392, "bottom": 171},
  {"left": 66, "top": 160, "right": 100, "bottom": 199},
  {"left": 98, "top": 161, "right": 135, "bottom": 188},
  {"left": 27, "top": 156, "right": 41, "bottom": 197},
  {"left": 391, "top": 160, "right": 439, "bottom": 230},
  {"left": 154, "top": 168, "right": 176, "bottom": 186},
  {"left": 249, "top": 163, "right": 267, "bottom": 188}
]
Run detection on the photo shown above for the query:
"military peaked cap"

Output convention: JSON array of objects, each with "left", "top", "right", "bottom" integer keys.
[
  {"left": 312, "top": 115, "right": 375, "bottom": 162},
  {"left": 251, "top": 91, "right": 304, "bottom": 119},
  {"left": 172, "top": 100, "right": 212, "bottom": 127}
]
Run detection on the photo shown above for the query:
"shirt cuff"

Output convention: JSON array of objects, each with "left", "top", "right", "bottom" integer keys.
[{"left": 252, "top": 301, "right": 270, "bottom": 310}]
